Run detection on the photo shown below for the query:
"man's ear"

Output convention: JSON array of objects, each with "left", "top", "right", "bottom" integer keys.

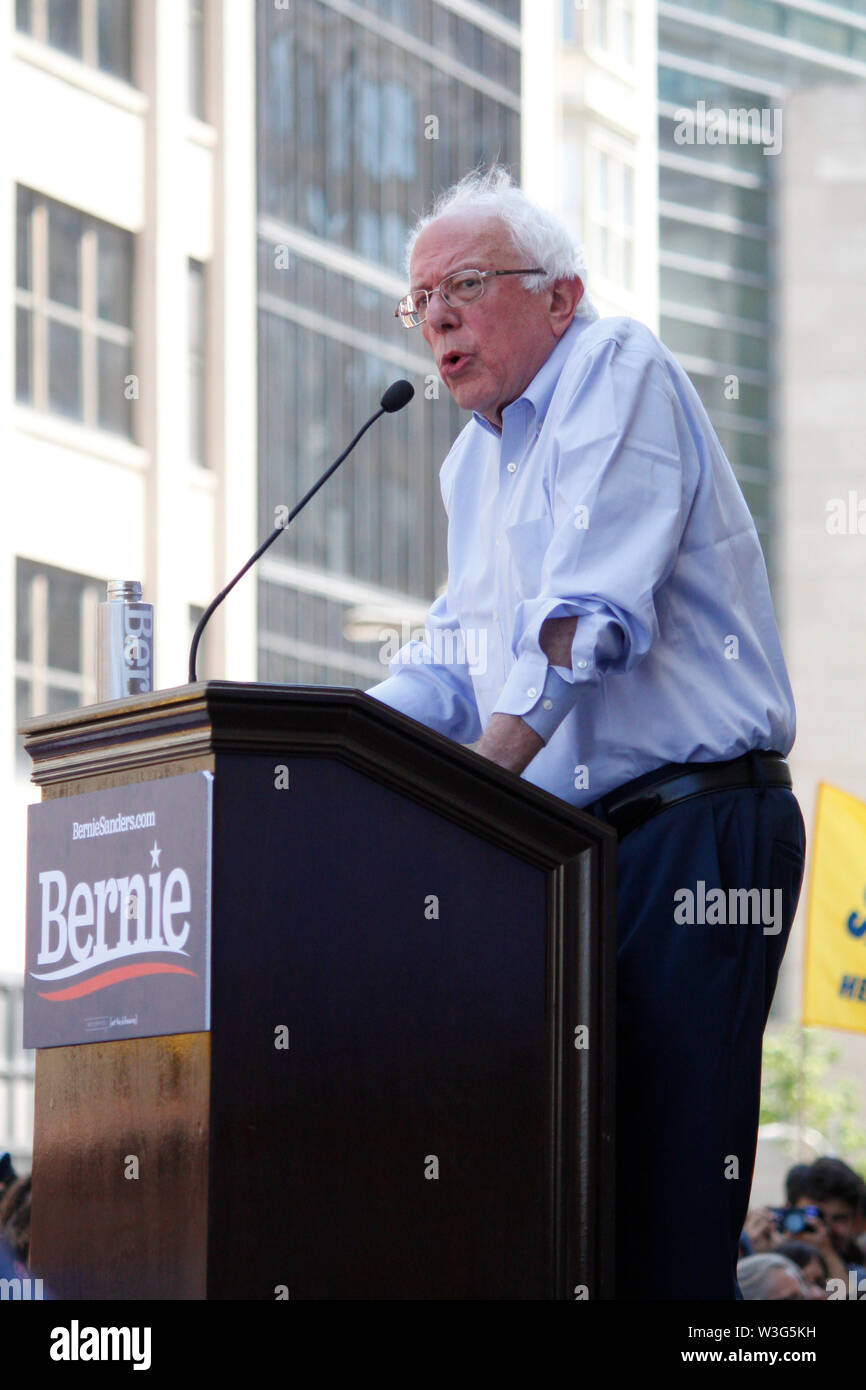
[{"left": 549, "top": 276, "right": 584, "bottom": 338}]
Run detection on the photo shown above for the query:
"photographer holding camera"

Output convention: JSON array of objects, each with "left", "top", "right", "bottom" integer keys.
[
  {"left": 792, "top": 1159, "right": 866, "bottom": 1292},
  {"left": 742, "top": 1158, "right": 866, "bottom": 1296}
]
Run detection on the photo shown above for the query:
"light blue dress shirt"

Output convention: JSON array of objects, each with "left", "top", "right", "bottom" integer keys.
[{"left": 366, "top": 315, "right": 796, "bottom": 809}]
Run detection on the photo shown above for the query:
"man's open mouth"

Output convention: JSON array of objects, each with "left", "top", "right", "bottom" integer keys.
[{"left": 441, "top": 351, "right": 471, "bottom": 376}]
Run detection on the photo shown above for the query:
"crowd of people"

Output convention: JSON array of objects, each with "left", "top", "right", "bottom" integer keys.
[
  {"left": 739, "top": 1157, "right": 866, "bottom": 1299},
  {"left": 4, "top": 1146, "right": 865, "bottom": 1300},
  {"left": 0, "top": 1152, "right": 31, "bottom": 1280}
]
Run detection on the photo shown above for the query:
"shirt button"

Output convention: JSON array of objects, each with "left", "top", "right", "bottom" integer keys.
[
  {"left": 506, "top": 462, "right": 517, "bottom": 473},
  {"left": 492, "top": 610, "right": 499, "bottom": 621},
  {"left": 577, "top": 659, "right": 588, "bottom": 669},
  {"left": 543, "top": 699, "right": 553, "bottom": 710},
  {"left": 527, "top": 686, "right": 537, "bottom": 697}
]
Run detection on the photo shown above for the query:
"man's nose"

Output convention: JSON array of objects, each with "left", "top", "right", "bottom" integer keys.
[{"left": 425, "top": 287, "right": 460, "bottom": 332}]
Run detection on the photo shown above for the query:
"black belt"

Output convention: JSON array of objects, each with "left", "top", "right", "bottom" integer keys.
[{"left": 596, "top": 750, "right": 792, "bottom": 839}]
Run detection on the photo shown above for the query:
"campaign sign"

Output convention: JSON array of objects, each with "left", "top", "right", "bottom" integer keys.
[{"left": 23, "top": 771, "right": 212, "bottom": 1048}]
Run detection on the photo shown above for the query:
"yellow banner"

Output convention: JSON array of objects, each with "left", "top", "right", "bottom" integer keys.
[{"left": 803, "top": 783, "right": 866, "bottom": 1033}]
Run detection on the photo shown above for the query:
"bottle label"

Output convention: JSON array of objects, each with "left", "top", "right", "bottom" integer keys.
[
  {"left": 98, "top": 599, "right": 154, "bottom": 700},
  {"left": 122, "top": 605, "right": 153, "bottom": 694}
]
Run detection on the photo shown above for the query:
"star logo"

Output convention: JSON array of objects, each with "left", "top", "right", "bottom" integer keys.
[{"left": 149, "top": 841, "right": 162, "bottom": 868}]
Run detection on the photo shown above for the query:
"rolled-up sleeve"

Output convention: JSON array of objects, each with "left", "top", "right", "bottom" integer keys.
[
  {"left": 493, "top": 342, "right": 699, "bottom": 731},
  {"left": 365, "top": 589, "right": 483, "bottom": 744}
]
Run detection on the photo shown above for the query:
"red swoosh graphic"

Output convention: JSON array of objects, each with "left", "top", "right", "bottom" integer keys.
[{"left": 38, "top": 962, "right": 197, "bottom": 1001}]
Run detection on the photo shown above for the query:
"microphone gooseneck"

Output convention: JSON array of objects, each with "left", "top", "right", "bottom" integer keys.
[{"left": 188, "top": 382, "right": 415, "bottom": 683}]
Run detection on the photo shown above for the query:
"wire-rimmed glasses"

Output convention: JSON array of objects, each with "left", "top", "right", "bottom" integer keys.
[{"left": 394, "top": 267, "right": 546, "bottom": 327}]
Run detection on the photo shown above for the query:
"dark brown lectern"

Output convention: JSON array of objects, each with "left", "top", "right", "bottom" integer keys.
[{"left": 21, "top": 682, "right": 616, "bottom": 1300}]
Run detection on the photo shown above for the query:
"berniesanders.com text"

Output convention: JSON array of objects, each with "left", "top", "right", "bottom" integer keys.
[{"left": 72, "top": 811, "right": 156, "bottom": 840}]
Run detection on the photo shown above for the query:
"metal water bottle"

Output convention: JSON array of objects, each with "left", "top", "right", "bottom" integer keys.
[{"left": 97, "top": 580, "right": 154, "bottom": 700}]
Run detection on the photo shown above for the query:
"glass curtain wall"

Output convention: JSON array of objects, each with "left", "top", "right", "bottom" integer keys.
[
  {"left": 257, "top": 0, "right": 521, "bottom": 687},
  {"left": 657, "top": 0, "right": 866, "bottom": 579}
]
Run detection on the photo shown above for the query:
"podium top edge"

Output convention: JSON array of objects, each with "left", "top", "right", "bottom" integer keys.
[
  {"left": 17, "top": 681, "right": 617, "bottom": 848},
  {"left": 17, "top": 681, "right": 370, "bottom": 735}
]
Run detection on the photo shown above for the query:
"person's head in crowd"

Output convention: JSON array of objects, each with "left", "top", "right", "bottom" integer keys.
[
  {"left": 0, "top": 1151, "right": 16, "bottom": 1214},
  {"left": 0, "top": 1232, "right": 22, "bottom": 1281},
  {"left": 794, "top": 1157, "right": 865, "bottom": 1263},
  {"left": 853, "top": 1169, "right": 866, "bottom": 1239},
  {"left": 738, "top": 1253, "right": 809, "bottom": 1300},
  {"left": 777, "top": 1240, "right": 828, "bottom": 1299},
  {"left": 784, "top": 1163, "right": 811, "bottom": 1208},
  {"left": 0, "top": 1174, "right": 31, "bottom": 1265}
]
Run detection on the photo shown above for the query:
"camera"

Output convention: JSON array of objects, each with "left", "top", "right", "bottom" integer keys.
[{"left": 770, "top": 1204, "right": 822, "bottom": 1235}]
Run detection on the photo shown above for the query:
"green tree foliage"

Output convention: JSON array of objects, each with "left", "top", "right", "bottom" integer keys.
[{"left": 761, "top": 1024, "right": 866, "bottom": 1175}]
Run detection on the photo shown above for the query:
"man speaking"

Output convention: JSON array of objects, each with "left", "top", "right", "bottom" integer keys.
[{"left": 366, "top": 167, "right": 806, "bottom": 1301}]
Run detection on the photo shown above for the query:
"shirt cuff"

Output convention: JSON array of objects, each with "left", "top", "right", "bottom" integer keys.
[
  {"left": 366, "top": 669, "right": 482, "bottom": 744},
  {"left": 502, "top": 662, "right": 582, "bottom": 745},
  {"left": 494, "top": 617, "right": 603, "bottom": 717}
]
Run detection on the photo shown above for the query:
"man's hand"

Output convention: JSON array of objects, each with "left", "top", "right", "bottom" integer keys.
[
  {"left": 474, "top": 713, "right": 543, "bottom": 775},
  {"left": 743, "top": 1206, "right": 781, "bottom": 1253},
  {"left": 474, "top": 617, "right": 579, "bottom": 773}
]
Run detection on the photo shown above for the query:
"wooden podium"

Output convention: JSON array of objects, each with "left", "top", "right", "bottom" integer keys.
[{"left": 21, "top": 682, "right": 616, "bottom": 1300}]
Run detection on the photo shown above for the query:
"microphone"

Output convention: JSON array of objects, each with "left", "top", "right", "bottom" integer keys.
[
  {"left": 380, "top": 379, "right": 414, "bottom": 413},
  {"left": 188, "top": 380, "right": 415, "bottom": 683}
]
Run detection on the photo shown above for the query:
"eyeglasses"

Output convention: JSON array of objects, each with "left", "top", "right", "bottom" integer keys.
[{"left": 394, "top": 267, "right": 546, "bottom": 328}]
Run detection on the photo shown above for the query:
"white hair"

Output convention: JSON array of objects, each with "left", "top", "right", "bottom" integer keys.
[
  {"left": 737, "top": 1254, "right": 809, "bottom": 1300},
  {"left": 405, "top": 166, "right": 598, "bottom": 321}
]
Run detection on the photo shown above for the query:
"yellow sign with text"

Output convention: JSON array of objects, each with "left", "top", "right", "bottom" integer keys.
[{"left": 803, "top": 783, "right": 866, "bottom": 1033}]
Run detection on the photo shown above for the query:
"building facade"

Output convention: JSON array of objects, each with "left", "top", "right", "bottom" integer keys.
[
  {"left": 0, "top": 0, "right": 258, "bottom": 1162},
  {"left": 657, "top": 0, "right": 866, "bottom": 575},
  {"left": 522, "top": 0, "right": 659, "bottom": 327},
  {"left": 525, "top": 0, "right": 866, "bottom": 579},
  {"left": 255, "top": 0, "right": 522, "bottom": 688}
]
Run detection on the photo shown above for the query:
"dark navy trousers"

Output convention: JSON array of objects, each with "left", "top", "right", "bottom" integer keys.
[{"left": 586, "top": 778, "right": 806, "bottom": 1300}]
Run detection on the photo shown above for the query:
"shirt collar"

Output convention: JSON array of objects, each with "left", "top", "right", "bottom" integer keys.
[{"left": 471, "top": 316, "right": 591, "bottom": 439}]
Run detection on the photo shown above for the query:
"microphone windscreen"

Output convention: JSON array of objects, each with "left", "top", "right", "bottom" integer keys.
[{"left": 380, "top": 379, "right": 415, "bottom": 413}]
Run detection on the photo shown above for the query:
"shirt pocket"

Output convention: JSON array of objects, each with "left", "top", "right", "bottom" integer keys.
[{"left": 504, "top": 515, "right": 552, "bottom": 600}]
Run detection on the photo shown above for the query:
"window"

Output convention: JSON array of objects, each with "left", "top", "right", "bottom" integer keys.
[
  {"left": 16, "top": 0, "right": 133, "bottom": 82},
  {"left": 15, "top": 559, "right": 101, "bottom": 771},
  {"left": 561, "top": 0, "right": 583, "bottom": 44},
  {"left": 591, "top": 0, "right": 634, "bottom": 68},
  {"left": 258, "top": 0, "right": 519, "bottom": 272},
  {"left": 257, "top": 295, "right": 458, "bottom": 599},
  {"left": 561, "top": 141, "right": 584, "bottom": 224},
  {"left": 16, "top": 187, "right": 134, "bottom": 437},
  {"left": 0, "top": 980, "right": 35, "bottom": 1174},
  {"left": 188, "top": 0, "right": 205, "bottom": 118},
  {"left": 592, "top": 148, "right": 635, "bottom": 292},
  {"left": 255, "top": 0, "right": 519, "bottom": 686},
  {"left": 620, "top": 0, "right": 634, "bottom": 66},
  {"left": 188, "top": 259, "right": 206, "bottom": 465}
]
